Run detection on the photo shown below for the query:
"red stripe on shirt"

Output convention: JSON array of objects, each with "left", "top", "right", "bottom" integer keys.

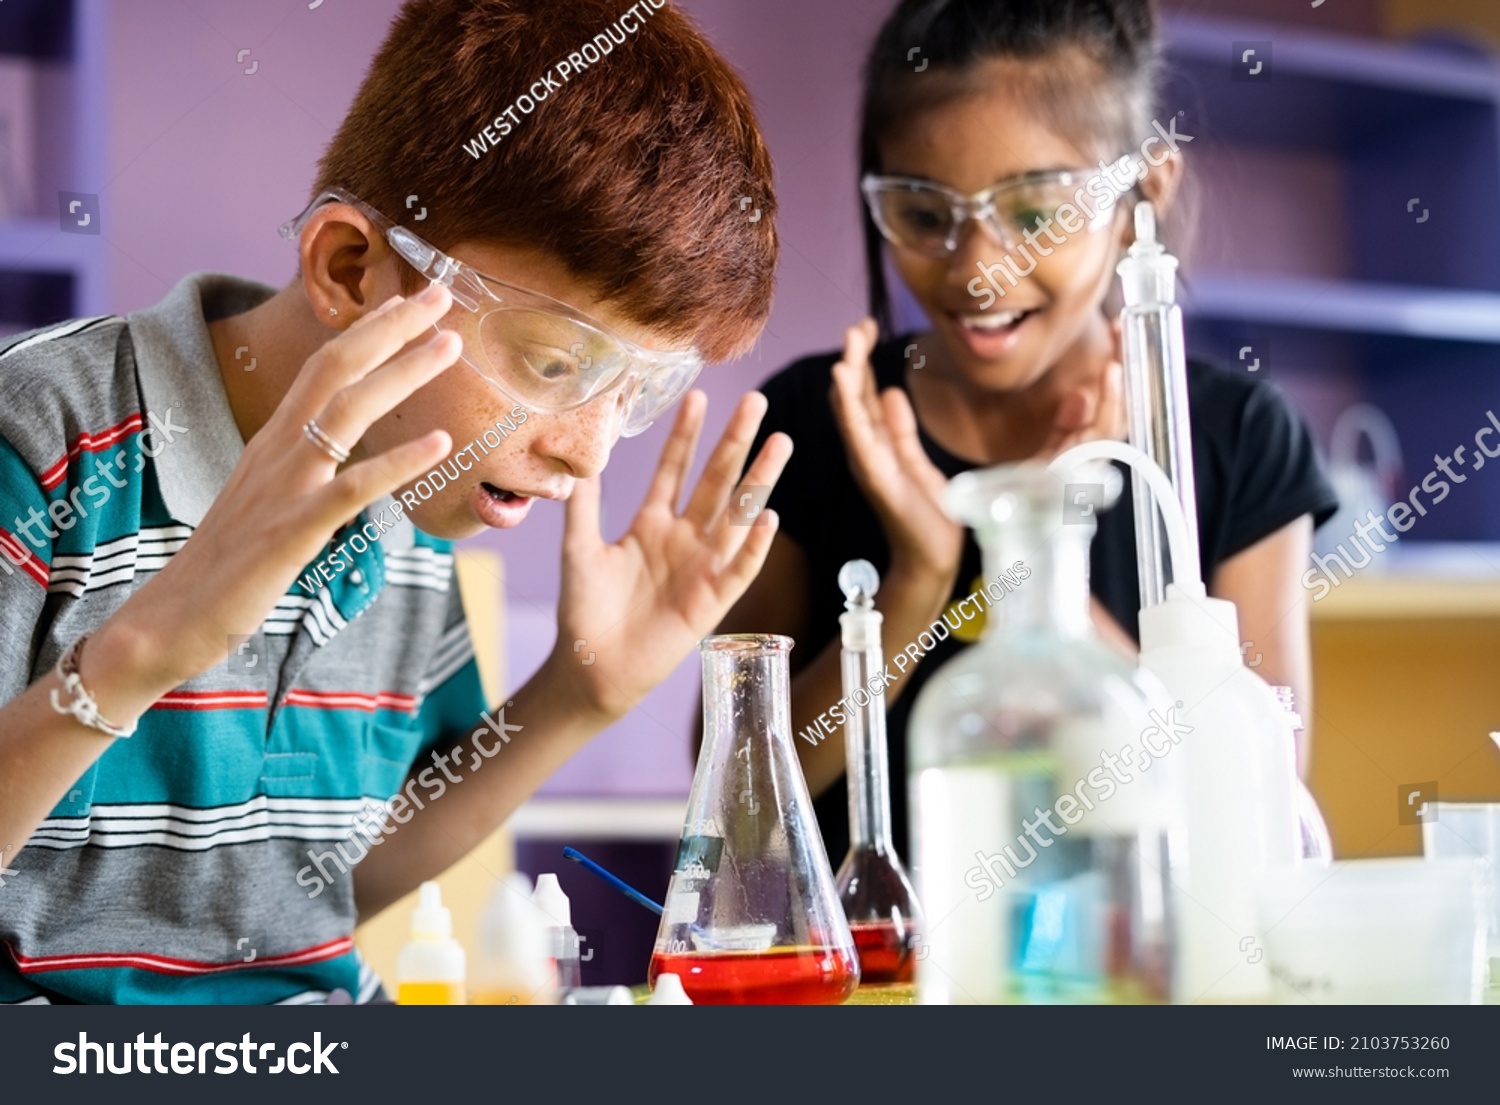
[
  {"left": 284, "top": 689, "right": 418, "bottom": 714},
  {"left": 11, "top": 935, "right": 354, "bottom": 977},
  {"left": 155, "top": 690, "right": 269, "bottom": 711},
  {"left": 39, "top": 413, "right": 144, "bottom": 491},
  {"left": 0, "top": 528, "right": 49, "bottom": 589}
]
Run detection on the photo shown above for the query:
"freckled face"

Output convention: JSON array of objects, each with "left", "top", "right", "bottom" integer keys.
[{"left": 359, "top": 245, "right": 680, "bottom": 539}]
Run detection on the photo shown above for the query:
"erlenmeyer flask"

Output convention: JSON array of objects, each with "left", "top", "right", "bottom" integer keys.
[
  {"left": 650, "top": 635, "right": 859, "bottom": 1004},
  {"left": 833, "top": 560, "right": 923, "bottom": 984},
  {"left": 908, "top": 463, "right": 1178, "bottom": 1004}
]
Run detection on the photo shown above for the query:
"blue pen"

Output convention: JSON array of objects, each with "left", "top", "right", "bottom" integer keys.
[{"left": 563, "top": 846, "right": 665, "bottom": 916}]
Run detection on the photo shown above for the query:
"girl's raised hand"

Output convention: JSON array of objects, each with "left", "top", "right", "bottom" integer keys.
[
  {"left": 1035, "top": 319, "right": 1128, "bottom": 459},
  {"left": 829, "top": 317, "right": 963, "bottom": 583}
]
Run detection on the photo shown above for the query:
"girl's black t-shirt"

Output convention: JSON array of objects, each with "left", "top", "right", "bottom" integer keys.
[{"left": 748, "top": 334, "right": 1340, "bottom": 864}]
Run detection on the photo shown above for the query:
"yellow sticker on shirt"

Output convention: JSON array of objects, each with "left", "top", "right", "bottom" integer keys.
[{"left": 947, "top": 575, "right": 990, "bottom": 643}]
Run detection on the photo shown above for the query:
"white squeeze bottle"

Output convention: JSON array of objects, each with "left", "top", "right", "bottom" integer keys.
[
  {"left": 473, "top": 873, "right": 557, "bottom": 1005},
  {"left": 396, "top": 881, "right": 467, "bottom": 1005},
  {"left": 531, "top": 874, "right": 582, "bottom": 991},
  {"left": 1138, "top": 583, "right": 1296, "bottom": 1002},
  {"left": 1087, "top": 203, "right": 1297, "bottom": 1002},
  {"left": 1051, "top": 440, "right": 1299, "bottom": 1004}
]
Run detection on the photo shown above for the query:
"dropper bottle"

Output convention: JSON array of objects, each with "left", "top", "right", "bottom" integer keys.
[
  {"left": 1117, "top": 201, "right": 1199, "bottom": 609},
  {"left": 396, "top": 881, "right": 467, "bottom": 1005},
  {"left": 832, "top": 559, "right": 923, "bottom": 984},
  {"left": 473, "top": 872, "right": 557, "bottom": 1005},
  {"left": 531, "top": 874, "right": 582, "bottom": 992}
]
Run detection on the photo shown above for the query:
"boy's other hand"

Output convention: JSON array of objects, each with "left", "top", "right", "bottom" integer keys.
[
  {"left": 549, "top": 390, "right": 792, "bottom": 723},
  {"left": 113, "top": 287, "right": 461, "bottom": 688},
  {"left": 829, "top": 317, "right": 962, "bottom": 585}
]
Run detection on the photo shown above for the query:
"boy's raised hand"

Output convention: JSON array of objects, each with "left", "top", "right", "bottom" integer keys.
[
  {"left": 829, "top": 317, "right": 963, "bottom": 583},
  {"left": 549, "top": 390, "right": 792, "bottom": 723},
  {"left": 109, "top": 286, "right": 462, "bottom": 691}
]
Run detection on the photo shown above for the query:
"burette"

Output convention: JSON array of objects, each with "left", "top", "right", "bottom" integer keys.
[{"left": 1116, "top": 201, "right": 1201, "bottom": 607}]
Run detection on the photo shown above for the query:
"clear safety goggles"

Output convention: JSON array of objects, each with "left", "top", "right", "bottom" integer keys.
[
  {"left": 280, "top": 189, "right": 705, "bottom": 437},
  {"left": 860, "top": 161, "right": 1138, "bottom": 259}
]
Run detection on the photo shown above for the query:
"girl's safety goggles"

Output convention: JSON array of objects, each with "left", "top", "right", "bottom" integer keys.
[
  {"left": 280, "top": 189, "right": 705, "bottom": 437},
  {"left": 860, "top": 161, "right": 1138, "bottom": 260}
]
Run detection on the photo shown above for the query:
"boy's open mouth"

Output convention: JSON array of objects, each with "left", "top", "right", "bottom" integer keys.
[
  {"left": 482, "top": 482, "right": 524, "bottom": 502},
  {"left": 475, "top": 482, "right": 534, "bottom": 528}
]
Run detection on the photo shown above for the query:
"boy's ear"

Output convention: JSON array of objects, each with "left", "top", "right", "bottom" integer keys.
[{"left": 297, "top": 204, "right": 399, "bottom": 326}]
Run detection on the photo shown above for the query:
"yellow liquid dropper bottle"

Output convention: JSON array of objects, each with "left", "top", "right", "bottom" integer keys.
[{"left": 396, "top": 881, "right": 467, "bottom": 1005}]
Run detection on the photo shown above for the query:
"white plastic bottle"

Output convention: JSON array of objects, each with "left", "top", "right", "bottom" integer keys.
[
  {"left": 1050, "top": 439, "right": 1300, "bottom": 1004},
  {"left": 396, "top": 882, "right": 467, "bottom": 1005},
  {"left": 1139, "top": 584, "right": 1297, "bottom": 1003},
  {"left": 473, "top": 872, "right": 556, "bottom": 1005},
  {"left": 531, "top": 874, "right": 581, "bottom": 991},
  {"left": 646, "top": 973, "right": 694, "bottom": 1005}
]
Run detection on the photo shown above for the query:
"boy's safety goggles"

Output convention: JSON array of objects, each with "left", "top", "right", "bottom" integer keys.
[
  {"left": 860, "top": 161, "right": 1139, "bottom": 260},
  {"left": 280, "top": 189, "right": 704, "bottom": 437}
]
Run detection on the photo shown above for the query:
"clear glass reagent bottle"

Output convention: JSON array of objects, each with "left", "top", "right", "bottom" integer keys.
[{"left": 908, "top": 464, "right": 1176, "bottom": 1004}]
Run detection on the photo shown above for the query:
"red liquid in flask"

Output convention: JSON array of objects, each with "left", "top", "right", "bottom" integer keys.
[
  {"left": 649, "top": 946, "right": 859, "bottom": 1005},
  {"left": 849, "top": 920, "right": 915, "bottom": 984}
]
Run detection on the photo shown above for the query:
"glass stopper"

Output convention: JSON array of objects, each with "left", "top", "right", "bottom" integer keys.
[{"left": 838, "top": 559, "right": 879, "bottom": 606}]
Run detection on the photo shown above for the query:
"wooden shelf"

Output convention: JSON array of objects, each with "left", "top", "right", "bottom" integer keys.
[{"left": 1311, "top": 574, "right": 1500, "bottom": 620}]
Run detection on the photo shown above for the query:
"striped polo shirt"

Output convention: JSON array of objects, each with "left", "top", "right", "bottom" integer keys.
[{"left": 0, "top": 273, "right": 488, "bottom": 1004}]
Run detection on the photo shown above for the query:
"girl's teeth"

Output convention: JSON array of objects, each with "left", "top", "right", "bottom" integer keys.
[{"left": 964, "top": 310, "right": 1023, "bottom": 331}]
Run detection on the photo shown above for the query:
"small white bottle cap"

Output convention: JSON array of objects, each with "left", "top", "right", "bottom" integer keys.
[
  {"left": 480, "top": 873, "right": 549, "bottom": 959},
  {"left": 411, "top": 881, "right": 452, "bottom": 940},
  {"left": 646, "top": 973, "right": 694, "bottom": 1005},
  {"left": 530, "top": 873, "right": 571, "bottom": 927}
]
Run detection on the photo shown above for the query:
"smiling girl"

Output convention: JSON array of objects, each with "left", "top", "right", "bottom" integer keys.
[{"left": 719, "top": 0, "right": 1338, "bottom": 863}]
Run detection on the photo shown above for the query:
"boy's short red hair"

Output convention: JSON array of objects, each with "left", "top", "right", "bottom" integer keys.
[{"left": 314, "top": 0, "right": 776, "bottom": 363}]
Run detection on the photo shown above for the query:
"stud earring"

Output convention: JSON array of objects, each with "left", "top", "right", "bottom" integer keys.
[{"left": 328, "top": 306, "right": 339, "bottom": 317}]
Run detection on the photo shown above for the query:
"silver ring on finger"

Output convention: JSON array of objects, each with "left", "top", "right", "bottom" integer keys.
[{"left": 303, "top": 418, "right": 352, "bottom": 464}]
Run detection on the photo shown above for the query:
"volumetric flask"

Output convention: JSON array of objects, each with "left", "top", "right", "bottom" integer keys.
[
  {"left": 650, "top": 635, "right": 859, "bottom": 1004},
  {"left": 834, "top": 560, "right": 924, "bottom": 984}
]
